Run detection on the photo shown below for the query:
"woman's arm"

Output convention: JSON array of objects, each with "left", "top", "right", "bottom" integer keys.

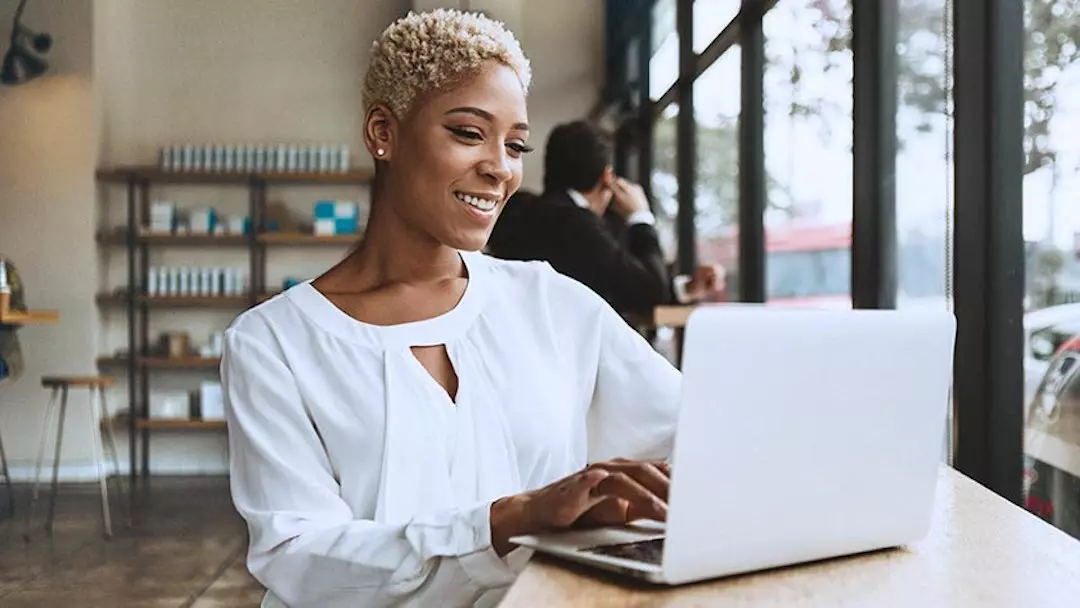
[
  {"left": 585, "top": 292, "right": 682, "bottom": 463},
  {"left": 540, "top": 263, "right": 682, "bottom": 464},
  {"left": 222, "top": 330, "right": 519, "bottom": 607}
]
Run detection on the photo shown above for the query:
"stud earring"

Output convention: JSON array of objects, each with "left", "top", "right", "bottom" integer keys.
[{"left": 376, "top": 148, "right": 385, "bottom": 157}]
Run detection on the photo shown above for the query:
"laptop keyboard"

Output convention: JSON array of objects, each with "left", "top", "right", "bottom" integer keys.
[{"left": 581, "top": 538, "right": 665, "bottom": 565}]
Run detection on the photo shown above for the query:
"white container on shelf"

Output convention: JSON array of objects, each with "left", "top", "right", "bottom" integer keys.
[
  {"left": 147, "top": 267, "right": 158, "bottom": 296},
  {"left": 297, "top": 145, "right": 310, "bottom": 172},
  {"left": 181, "top": 145, "right": 194, "bottom": 171},
  {"left": 200, "top": 381, "right": 224, "bottom": 420},
  {"left": 199, "top": 267, "right": 211, "bottom": 296},
  {"left": 210, "top": 268, "right": 223, "bottom": 297},
  {"left": 254, "top": 146, "right": 266, "bottom": 172},
  {"left": 178, "top": 267, "right": 191, "bottom": 296},
  {"left": 227, "top": 216, "right": 247, "bottom": 235},
  {"left": 338, "top": 144, "right": 350, "bottom": 173},
  {"left": 221, "top": 268, "right": 235, "bottom": 296},
  {"left": 166, "top": 267, "right": 179, "bottom": 297},
  {"left": 275, "top": 144, "right": 287, "bottom": 172},
  {"left": 318, "top": 145, "right": 331, "bottom": 172},
  {"left": 223, "top": 145, "right": 236, "bottom": 172},
  {"left": 242, "top": 145, "right": 255, "bottom": 172},
  {"left": 286, "top": 145, "right": 298, "bottom": 172},
  {"left": 150, "top": 390, "right": 191, "bottom": 419}
]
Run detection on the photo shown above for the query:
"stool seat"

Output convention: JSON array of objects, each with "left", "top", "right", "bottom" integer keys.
[{"left": 41, "top": 376, "right": 115, "bottom": 389}]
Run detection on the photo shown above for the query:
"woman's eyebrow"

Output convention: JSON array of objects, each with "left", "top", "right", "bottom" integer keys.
[{"left": 444, "top": 106, "right": 529, "bottom": 131}]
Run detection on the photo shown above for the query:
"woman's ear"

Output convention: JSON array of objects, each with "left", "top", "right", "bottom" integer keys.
[{"left": 364, "top": 104, "right": 396, "bottom": 162}]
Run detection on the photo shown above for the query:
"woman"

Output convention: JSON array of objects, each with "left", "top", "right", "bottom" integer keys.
[{"left": 222, "top": 9, "right": 681, "bottom": 608}]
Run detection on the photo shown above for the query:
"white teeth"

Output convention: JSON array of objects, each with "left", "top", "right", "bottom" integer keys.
[{"left": 456, "top": 192, "right": 497, "bottom": 211}]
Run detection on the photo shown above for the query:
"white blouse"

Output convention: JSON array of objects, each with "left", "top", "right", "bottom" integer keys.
[{"left": 222, "top": 250, "right": 681, "bottom": 608}]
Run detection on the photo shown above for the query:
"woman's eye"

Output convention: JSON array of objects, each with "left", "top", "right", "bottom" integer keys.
[
  {"left": 447, "top": 127, "right": 483, "bottom": 141},
  {"left": 507, "top": 142, "right": 535, "bottom": 156}
]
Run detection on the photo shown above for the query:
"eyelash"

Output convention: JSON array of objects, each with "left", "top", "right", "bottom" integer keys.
[{"left": 447, "top": 127, "right": 534, "bottom": 155}]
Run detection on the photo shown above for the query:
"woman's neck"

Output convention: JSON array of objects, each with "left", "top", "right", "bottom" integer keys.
[{"left": 339, "top": 192, "right": 464, "bottom": 292}]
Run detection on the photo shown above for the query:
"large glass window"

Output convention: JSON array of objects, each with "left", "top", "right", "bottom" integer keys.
[
  {"left": 694, "top": 46, "right": 741, "bottom": 300},
  {"left": 693, "top": 0, "right": 741, "bottom": 53},
  {"left": 1021, "top": 0, "right": 1080, "bottom": 540},
  {"left": 896, "top": 0, "right": 953, "bottom": 311},
  {"left": 650, "top": 0, "right": 679, "bottom": 100},
  {"left": 651, "top": 103, "right": 680, "bottom": 263},
  {"left": 763, "top": 0, "right": 853, "bottom": 308},
  {"left": 894, "top": 0, "right": 955, "bottom": 463}
]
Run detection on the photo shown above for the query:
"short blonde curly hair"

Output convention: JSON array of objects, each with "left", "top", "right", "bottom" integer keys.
[{"left": 363, "top": 8, "right": 532, "bottom": 119}]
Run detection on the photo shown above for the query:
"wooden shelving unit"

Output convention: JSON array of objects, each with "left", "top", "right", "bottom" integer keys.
[{"left": 97, "top": 164, "right": 370, "bottom": 479}]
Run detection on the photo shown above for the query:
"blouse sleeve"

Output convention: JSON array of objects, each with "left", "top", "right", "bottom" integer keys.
[
  {"left": 222, "top": 329, "right": 518, "bottom": 608},
  {"left": 543, "top": 265, "right": 682, "bottom": 464},
  {"left": 586, "top": 294, "right": 682, "bottom": 463}
]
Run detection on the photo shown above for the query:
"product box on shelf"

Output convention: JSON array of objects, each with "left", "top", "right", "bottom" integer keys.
[
  {"left": 149, "top": 390, "right": 192, "bottom": 420},
  {"left": 226, "top": 216, "right": 250, "bottom": 235},
  {"left": 150, "top": 201, "right": 177, "bottom": 234},
  {"left": 189, "top": 208, "right": 218, "bottom": 234},
  {"left": 199, "top": 381, "right": 225, "bottom": 420},
  {"left": 199, "top": 332, "right": 225, "bottom": 358},
  {"left": 314, "top": 200, "right": 359, "bottom": 236}
]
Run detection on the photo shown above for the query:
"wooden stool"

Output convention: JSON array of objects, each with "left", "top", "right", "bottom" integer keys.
[{"left": 24, "top": 376, "right": 128, "bottom": 539}]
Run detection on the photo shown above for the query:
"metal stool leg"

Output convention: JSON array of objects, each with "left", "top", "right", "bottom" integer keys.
[
  {"left": 98, "top": 386, "right": 130, "bottom": 528},
  {"left": 89, "top": 386, "right": 113, "bottom": 538},
  {"left": 0, "top": 428, "right": 14, "bottom": 519},
  {"left": 44, "top": 385, "right": 69, "bottom": 534},
  {"left": 24, "top": 387, "right": 59, "bottom": 539}
]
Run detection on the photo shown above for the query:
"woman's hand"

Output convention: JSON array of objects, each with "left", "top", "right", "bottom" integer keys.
[{"left": 489, "top": 459, "right": 670, "bottom": 555}]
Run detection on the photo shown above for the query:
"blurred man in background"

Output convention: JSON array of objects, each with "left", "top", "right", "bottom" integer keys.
[{"left": 488, "top": 120, "right": 720, "bottom": 319}]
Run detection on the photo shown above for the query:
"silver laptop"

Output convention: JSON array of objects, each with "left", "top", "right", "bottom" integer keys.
[{"left": 510, "top": 305, "right": 956, "bottom": 585}]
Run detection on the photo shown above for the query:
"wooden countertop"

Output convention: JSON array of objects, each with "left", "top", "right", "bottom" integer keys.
[
  {"left": 499, "top": 468, "right": 1080, "bottom": 607},
  {"left": 653, "top": 305, "right": 695, "bottom": 328}
]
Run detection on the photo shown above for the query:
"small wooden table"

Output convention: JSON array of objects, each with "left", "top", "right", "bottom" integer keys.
[
  {"left": 499, "top": 468, "right": 1080, "bottom": 607},
  {"left": 653, "top": 305, "right": 696, "bottom": 329},
  {"left": 651, "top": 306, "right": 698, "bottom": 367},
  {"left": 0, "top": 291, "right": 59, "bottom": 325},
  {"left": 0, "top": 291, "right": 58, "bottom": 520}
]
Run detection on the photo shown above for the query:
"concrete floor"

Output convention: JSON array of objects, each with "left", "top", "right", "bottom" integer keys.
[{"left": 0, "top": 477, "right": 265, "bottom": 607}]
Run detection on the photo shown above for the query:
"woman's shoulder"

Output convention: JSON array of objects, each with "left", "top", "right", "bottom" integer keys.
[
  {"left": 224, "top": 289, "right": 304, "bottom": 352},
  {"left": 477, "top": 252, "right": 608, "bottom": 314}
]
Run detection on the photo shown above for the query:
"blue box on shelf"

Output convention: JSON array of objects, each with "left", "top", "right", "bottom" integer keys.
[{"left": 314, "top": 200, "right": 359, "bottom": 235}]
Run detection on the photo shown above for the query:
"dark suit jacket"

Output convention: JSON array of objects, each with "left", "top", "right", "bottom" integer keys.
[{"left": 487, "top": 190, "right": 670, "bottom": 318}]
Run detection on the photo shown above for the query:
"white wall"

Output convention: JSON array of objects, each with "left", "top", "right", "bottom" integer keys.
[
  {"left": 0, "top": 0, "right": 100, "bottom": 480},
  {"left": 0, "top": 0, "right": 603, "bottom": 479}
]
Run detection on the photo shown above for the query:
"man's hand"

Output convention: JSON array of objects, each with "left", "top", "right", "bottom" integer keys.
[
  {"left": 608, "top": 178, "right": 650, "bottom": 220},
  {"left": 685, "top": 264, "right": 725, "bottom": 302}
]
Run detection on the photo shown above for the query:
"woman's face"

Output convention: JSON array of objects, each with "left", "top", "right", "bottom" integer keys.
[{"left": 370, "top": 61, "right": 530, "bottom": 252}]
